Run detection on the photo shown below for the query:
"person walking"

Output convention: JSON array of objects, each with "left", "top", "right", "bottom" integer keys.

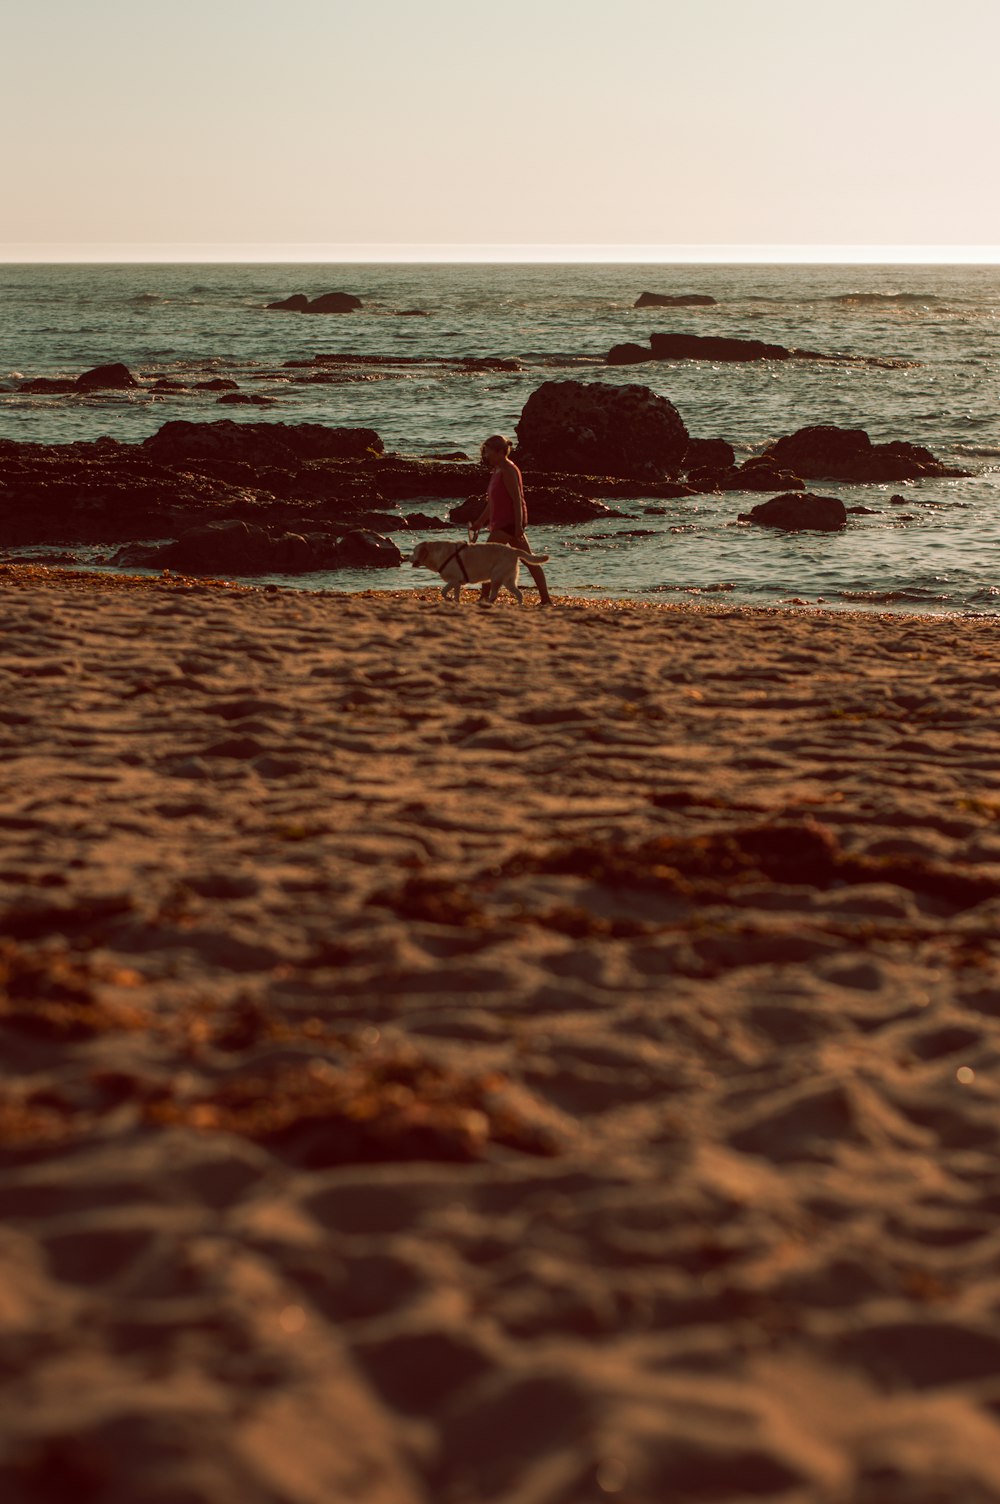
[{"left": 472, "top": 434, "right": 552, "bottom": 606}]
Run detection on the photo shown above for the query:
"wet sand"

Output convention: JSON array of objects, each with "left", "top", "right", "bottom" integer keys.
[{"left": 1, "top": 566, "right": 1000, "bottom": 1502}]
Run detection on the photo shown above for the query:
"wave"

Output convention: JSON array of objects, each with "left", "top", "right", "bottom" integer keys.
[
  {"left": 952, "top": 444, "right": 1000, "bottom": 458},
  {"left": 130, "top": 293, "right": 170, "bottom": 305},
  {"left": 835, "top": 588, "right": 951, "bottom": 604},
  {"left": 819, "top": 292, "right": 948, "bottom": 306}
]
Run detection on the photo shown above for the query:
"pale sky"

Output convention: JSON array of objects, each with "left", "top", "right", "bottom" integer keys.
[{"left": 3, "top": 0, "right": 999, "bottom": 259}]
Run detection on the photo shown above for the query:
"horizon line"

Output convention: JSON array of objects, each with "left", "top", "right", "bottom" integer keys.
[{"left": 2, "top": 241, "right": 1000, "bottom": 265}]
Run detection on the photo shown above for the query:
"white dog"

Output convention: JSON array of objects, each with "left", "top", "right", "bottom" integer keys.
[{"left": 410, "top": 539, "right": 550, "bottom": 605}]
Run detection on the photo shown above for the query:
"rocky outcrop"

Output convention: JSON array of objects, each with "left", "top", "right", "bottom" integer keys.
[
  {"left": 634, "top": 292, "right": 717, "bottom": 308},
  {"left": 650, "top": 332, "right": 799, "bottom": 362},
  {"left": 760, "top": 426, "right": 967, "bottom": 482},
  {"left": 20, "top": 367, "right": 139, "bottom": 395},
  {"left": 733, "top": 457, "right": 806, "bottom": 492},
  {"left": 76, "top": 363, "right": 139, "bottom": 390},
  {"left": 739, "top": 492, "right": 847, "bottom": 531},
  {"left": 683, "top": 438, "right": 735, "bottom": 473},
  {"left": 449, "top": 487, "right": 628, "bottom": 528},
  {"left": 0, "top": 420, "right": 700, "bottom": 554},
  {"left": 114, "top": 520, "right": 401, "bottom": 575},
  {"left": 266, "top": 292, "right": 362, "bottom": 313},
  {"left": 142, "top": 420, "right": 384, "bottom": 465},
  {"left": 607, "top": 343, "right": 655, "bottom": 366},
  {"left": 514, "top": 380, "right": 689, "bottom": 480},
  {"left": 607, "top": 333, "right": 915, "bottom": 370},
  {"left": 18, "top": 377, "right": 78, "bottom": 394}
]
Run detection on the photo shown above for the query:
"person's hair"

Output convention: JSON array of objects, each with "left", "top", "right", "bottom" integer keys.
[{"left": 480, "top": 434, "right": 512, "bottom": 463}]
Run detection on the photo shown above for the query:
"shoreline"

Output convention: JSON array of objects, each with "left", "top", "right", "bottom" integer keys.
[
  {"left": 1, "top": 569, "right": 999, "bottom": 1499},
  {"left": 2, "top": 562, "right": 998, "bottom": 621}
]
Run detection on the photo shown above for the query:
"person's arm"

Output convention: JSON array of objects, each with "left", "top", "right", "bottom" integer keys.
[{"left": 502, "top": 465, "right": 526, "bottom": 532}]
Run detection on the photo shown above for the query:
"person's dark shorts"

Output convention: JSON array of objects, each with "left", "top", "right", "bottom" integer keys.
[{"left": 488, "top": 527, "right": 531, "bottom": 552}]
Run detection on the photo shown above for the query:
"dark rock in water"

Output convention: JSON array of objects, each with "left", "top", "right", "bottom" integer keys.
[
  {"left": 151, "top": 380, "right": 188, "bottom": 392},
  {"left": 685, "top": 467, "right": 728, "bottom": 493},
  {"left": 194, "top": 378, "right": 239, "bottom": 392},
  {"left": 267, "top": 291, "right": 362, "bottom": 313},
  {"left": 19, "top": 377, "right": 78, "bottom": 394},
  {"left": 76, "top": 363, "right": 139, "bottom": 390},
  {"left": 683, "top": 438, "right": 735, "bottom": 472},
  {"left": 634, "top": 292, "right": 717, "bottom": 308},
  {"left": 735, "top": 457, "right": 805, "bottom": 492},
  {"left": 739, "top": 492, "right": 847, "bottom": 531},
  {"left": 761, "top": 425, "right": 968, "bottom": 482},
  {"left": 216, "top": 393, "right": 275, "bottom": 406},
  {"left": 330, "top": 529, "right": 401, "bottom": 568},
  {"left": 607, "top": 343, "right": 654, "bottom": 366},
  {"left": 448, "top": 495, "right": 489, "bottom": 527},
  {"left": 448, "top": 486, "right": 627, "bottom": 527},
  {"left": 514, "top": 380, "right": 689, "bottom": 480},
  {"left": 306, "top": 291, "right": 363, "bottom": 313},
  {"left": 143, "top": 419, "right": 384, "bottom": 465},
  {"left": 396, "top": 309, "right": 430, "bottom": 316},
  {"left": 612, "top": 333, "right": 916, "bottom": 371},
  {"left": 117, "top": 519, "right": 400, "bottom": 575},
  {"left": 404, "top": 512, "right": 452, "bottom": 531},
  {"left": 459, "top": 356, "right": 521, "bottom": 372},
  {"left": 649, "top": 332, "right": 793, "bottom": 362}
]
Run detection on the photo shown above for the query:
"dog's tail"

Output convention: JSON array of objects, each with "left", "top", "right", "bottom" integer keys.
[{"left": 515, "top": 550, "right": 550, "bottom": 564}]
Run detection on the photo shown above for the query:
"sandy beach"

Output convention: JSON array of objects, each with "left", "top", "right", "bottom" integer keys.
[{"left": 2, "top": 565, "right": 1000, "bottom": 1503}]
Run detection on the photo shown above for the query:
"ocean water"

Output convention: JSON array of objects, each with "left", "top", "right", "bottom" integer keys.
[{"left": 1, "top": 261, "right": 998, "bottom": 611}]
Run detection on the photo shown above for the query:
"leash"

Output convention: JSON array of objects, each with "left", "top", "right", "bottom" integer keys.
[{"left": 441, "top": 543, "right": 471, "bottom": 581}]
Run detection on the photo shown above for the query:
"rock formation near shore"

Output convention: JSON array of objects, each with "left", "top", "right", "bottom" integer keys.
[
  {"left": 115, "top": 520, "right": 402, "bottom": 575},
  {"left": 739, "top": 491, "right": 848, "bottom": 531},
  {"left": 634, "top": 291, "right": 717, "bottom": 307},
  {"left": 760, "top": 425, "right": 969, "bottom": 482},
  {"left": 143, "top": 419, "right": 384, "bottom": 465},
  {"left": 0, "top": 419, "right": 674, "bottom": 562},
  {"left": 607, "top": 332, "right": 916, "bottom": 370},
  {"left": 76, "top": 362, "right": 140, "bottom": 390},
  {"left": 266, "top": 292, "right": 363, "bottom": 313},
  {"left": 515, "top": 380, "right": 689, "bottom": 479},
  {"left": 682, "top": 437, "right": 735, "bottom": 473}
]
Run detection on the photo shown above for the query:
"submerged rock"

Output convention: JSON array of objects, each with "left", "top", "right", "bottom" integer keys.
[
  {"left": 761, "top": 425, "right": 967, "bottom": 482},
  {"left": 514, "top": 380, "right": 689, "bottom": 479},
  {"left": 18, "top": 377, "right": 78, "bottom": 394},
  {"left": 739, "top": 492, "right": 847, "bottom": 531}
]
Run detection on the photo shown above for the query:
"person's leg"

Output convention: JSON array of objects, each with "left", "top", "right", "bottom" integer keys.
[
  {"left": 525, "top": 559, "right": 552, "bottom": 604},
  {"left": 483, "top": 529, "right": 514, "bottom": 599},
  {"left": 513, "top": 531, "right": 552, "bottom": 605}
]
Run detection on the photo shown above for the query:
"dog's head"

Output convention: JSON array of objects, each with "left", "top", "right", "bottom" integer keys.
[{"left": 410, "top": 542, "right": 429, "bottom": 569}]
